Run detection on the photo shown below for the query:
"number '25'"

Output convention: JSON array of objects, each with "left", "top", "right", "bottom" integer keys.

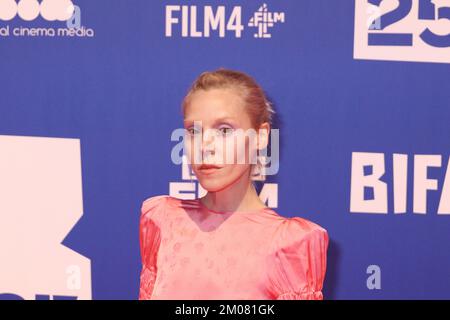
[{"left": 368, "top": 0, "right": 450, "bottom": 48}]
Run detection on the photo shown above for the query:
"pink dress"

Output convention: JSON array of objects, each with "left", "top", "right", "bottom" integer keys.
[{"left": 139, "top": 195, "right": 329, "bottom": 300}]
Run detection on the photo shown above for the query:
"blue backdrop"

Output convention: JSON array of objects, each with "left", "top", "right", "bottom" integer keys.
[{"left": 1, "top": 0, "right": 449, "bottom": 299}]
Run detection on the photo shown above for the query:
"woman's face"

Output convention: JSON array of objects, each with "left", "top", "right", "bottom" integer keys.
[{"left": 183, "top": 88, "right": 261, "bottom": 192}]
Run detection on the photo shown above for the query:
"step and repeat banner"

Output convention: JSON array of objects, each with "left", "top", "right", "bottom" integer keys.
[{"left": 0, "top": 0, "right": 449, "bottom": 299}]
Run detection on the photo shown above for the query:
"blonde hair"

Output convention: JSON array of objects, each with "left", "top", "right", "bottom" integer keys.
[{"left": 181, "top": 68, "right": 275, "bottom": 128}]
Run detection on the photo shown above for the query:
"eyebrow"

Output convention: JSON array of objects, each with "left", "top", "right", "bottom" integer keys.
[{"left": 183, "top": 117, "right": 236, "bottom": 125}]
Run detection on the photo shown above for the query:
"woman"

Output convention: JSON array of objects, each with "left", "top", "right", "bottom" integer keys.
[{"left": 139, "top": 68, "right": 329, "bottom": 300}]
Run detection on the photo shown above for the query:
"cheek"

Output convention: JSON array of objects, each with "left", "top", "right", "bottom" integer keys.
[
  {"left": 183, "top": 138, "right": 193, "bottom": 162},
  {"left": 220, "top": 135, "right": 244, "bottom": 164},
  {"left": 184, "top": 134, "right": 257, "bottom": 166},
  {"left": 225, "top": 135, "right": 257, "bottom": 165},
  {"left": 184, "top": 136, "right": 202, "bottom": 165}
]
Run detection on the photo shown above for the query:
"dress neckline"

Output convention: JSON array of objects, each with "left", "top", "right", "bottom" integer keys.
[{"left": 196, "top": 198, "right": 272, "bottom": 215}]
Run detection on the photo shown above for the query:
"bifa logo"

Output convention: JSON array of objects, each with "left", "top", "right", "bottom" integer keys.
[
  {"left": 165, "top": 3, "right": 285, "bottom": 38},
  {"left": 354, "top": 0, "right": 450, "bottom": 64},
  {"left": 0, "top": 0, "right": 94, "bottom": 38},
  {"left": 350, "top": 152, "right": 450, "bottom": 215},
  {"left": 0, "top": 135, "right": 92, "bottom": 300}
]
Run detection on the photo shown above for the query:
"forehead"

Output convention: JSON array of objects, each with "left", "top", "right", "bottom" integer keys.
[{"left": 184, "top": 89, "right": 244, "bottom": 122}]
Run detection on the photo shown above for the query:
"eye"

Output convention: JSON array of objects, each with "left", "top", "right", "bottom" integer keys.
[
  {"left": 218, "top": 126, "right": 234, "bottom": 136},
  {"left": 186, "top": 127, "right": 201, "bottom": 136}
]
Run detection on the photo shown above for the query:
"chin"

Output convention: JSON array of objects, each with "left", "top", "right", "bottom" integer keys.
[
  {"left": 194, "top": 167, "right": 248, "bottom": 192},
  {"left": 198, "top": 180, "right": 230, "bottom": 192}
]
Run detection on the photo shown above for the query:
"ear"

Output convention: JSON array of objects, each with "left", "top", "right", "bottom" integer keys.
[{"left": 257, "top": 122, "right": 270, "bottom": 151}]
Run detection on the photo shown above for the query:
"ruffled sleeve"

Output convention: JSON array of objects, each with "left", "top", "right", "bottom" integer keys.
[
  {"left": 266, "top": 218, "right": 329, "bottom": 300},
  {"left": 138, "top": 195, "right": 167, "bottom": 300}
]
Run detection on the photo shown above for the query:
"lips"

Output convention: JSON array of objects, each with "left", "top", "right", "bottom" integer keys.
[
  {"left": 198, "top": 164, "right": 222, "bottom": 174},
  {"left": 199, "top": 164, "right": 222, "bottom": 170}
]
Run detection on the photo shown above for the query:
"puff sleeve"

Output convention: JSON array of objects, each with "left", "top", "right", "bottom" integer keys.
[
  {"left": 138, "top": 195, "right": 167, "bottom": 300},
  {"left": 266, "top": 218, "right": 329, "bottom": 300}
]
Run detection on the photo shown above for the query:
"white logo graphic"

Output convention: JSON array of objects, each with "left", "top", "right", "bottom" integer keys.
[
  {"left": 366, "top": 265, "right": 382, "bottom": 290},
  {"left": 0, "top": 0, "right": 74, "bottom": 21},
  {"left": 354, "top": 0, "right": 450, "bottom": 63},
  {"left": 350, "top": 152, "right": 450, "bottom": 214},
  {"left": 165, "top": 4, "right": 285, "bottom": 38},
  {"left": 169, "top": 155, "right": 279, "bottom": 207},
  {"left": 0, "top": 0, "right": 94, "bottom": 38},
  {"left": 248, "top": 3, "right": 285, "bottom": 38},
  {"left": 0, "top": 135, "right": 91, "bottom": 300}
]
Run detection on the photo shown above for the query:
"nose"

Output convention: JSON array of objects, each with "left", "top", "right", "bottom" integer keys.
[{"left": 201, "top": 128, "right": 216, "bottom": 156}]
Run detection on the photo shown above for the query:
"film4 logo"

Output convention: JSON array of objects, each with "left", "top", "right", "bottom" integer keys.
[{"left": 165, "top": 3, "right": 285, "bottom": 38}]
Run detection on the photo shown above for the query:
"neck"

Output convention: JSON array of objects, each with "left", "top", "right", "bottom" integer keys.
[{"left": 200, "top": 168, "right": 266, "bottom": 212}]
